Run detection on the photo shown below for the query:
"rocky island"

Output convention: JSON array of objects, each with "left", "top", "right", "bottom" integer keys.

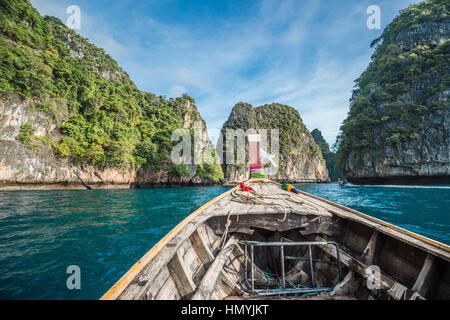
[
  {"left": 0, "top": 0, "right": 222, "bottom": 189},
  {"left": 220, "top": 102, "right": 329, "bottom": 183},
  {"left": 337, "top": 0, "right": 449, "bottom": 184}
]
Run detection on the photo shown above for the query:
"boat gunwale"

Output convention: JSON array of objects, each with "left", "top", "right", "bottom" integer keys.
[
  {"left": 296, "top": 188, "right": 450, "bottom": 255},
  {"left": 101, "top": 178, "right": 450, "bottom": 300},
  {"left": 258, "top": 179, "right": 449, "bottom": 255}
]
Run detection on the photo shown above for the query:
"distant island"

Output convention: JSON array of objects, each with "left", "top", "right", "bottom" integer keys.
[{"left": 220, "top": 102, "right": 329, "bottom": 183}]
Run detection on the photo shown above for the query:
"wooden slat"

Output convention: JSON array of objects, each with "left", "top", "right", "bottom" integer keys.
[
  {"left": 191, "top": 236, "right": 238, "bottom": 300},
  {"left": 189, "top": 229, "right": 215, "bottom": 267},
  {"left": 183, "top": 245, "right": 205, "bottom": 284},
  {"left": 212, "top": 213, "right": 332, "bottom": 233},
  {"left": 145, "top": 266, "right": 170, "bottom": 300},
  {"left": 411, "top": 254, "right": 440, "bottom": 298},
  {"left": 155, "top": 276, "right": 181, "bottom": 300},
  {"left": 360, "top": 231, "right": 385, "bottom": 265},
  {"left": 167, "top": 249, "right": 197, "bottom": 299}
]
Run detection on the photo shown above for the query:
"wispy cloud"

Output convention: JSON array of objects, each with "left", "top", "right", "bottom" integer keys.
[{"left": 31, "top": 0, "right": 422, "bottom": 145}]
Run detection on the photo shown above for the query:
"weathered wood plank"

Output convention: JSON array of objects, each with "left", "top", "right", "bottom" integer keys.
[
  {"left": 183, "top": 245, "right": 204, "bottom": 284},
  {"left": 411, "top": 254, "right": 442, "bottom": 298},
  {"left": 198, "top": 224, "right": 219, "bottom": 251},
  {"left": 191, "top": 236, "right": 238, "bottom": 300},
  {"left": 190, "top": 229, "right": 215, "bottom": 267},
  {"left": 177, "top": 237, "right": 192, "bottom": 258},
  {"left": 167, "top": 249, "right": 197, "bottom": 299},
  {"left": 360, "top": 231, "right": 386, "bottom": 265},
  {"left": 155, "top": 276, "right": 181, "bottom": 300},
  {"left": 145, "top": 266, "right": 170, "bottom": 300},
  {"left": 211, "top": 213, "right": 332, "bottom": 233}
]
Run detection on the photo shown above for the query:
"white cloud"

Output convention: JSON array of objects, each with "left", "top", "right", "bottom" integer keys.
[
  {"left": 169, "top": 85, "right": 187, "bottom": 98},
  {"left": 30, "top": 0, "right": 424, "bottom": 146}
]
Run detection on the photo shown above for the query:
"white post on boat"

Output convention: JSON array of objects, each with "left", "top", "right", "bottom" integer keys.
[
  {"left": 248, "top": 134, "right": 261, "bottom": 165},
  {"left": 248, "top": 134, "right": 265, "bottom": 178}
]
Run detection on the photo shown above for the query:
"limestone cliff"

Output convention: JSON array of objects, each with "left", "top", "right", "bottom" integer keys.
[
  {"left": 220, "top": 103, "right": 329, "bottom": 183},
  {"left": 0, "top": 94, "right": 220, "bottom": 189},
  {"left": 0, "top": 0, "right": 222, "bottom": 189},
  {"left": 337, "top": 0, "right": 449, "bottom": 184}
]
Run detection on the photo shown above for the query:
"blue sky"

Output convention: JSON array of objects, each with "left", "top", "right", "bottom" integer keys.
[{"left": 31, "top": 0, "right": 421, "bottom": 146}]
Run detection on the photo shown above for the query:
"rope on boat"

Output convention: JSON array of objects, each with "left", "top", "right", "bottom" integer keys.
[
  {"left": 218, "top": 211, "right": 233, "bottom": 249},
  {"left": 230, "top": 181, "right": 318, "bottom": 222},
  {"left": 219, "top": 181, "right": 319, "bottom": 249}
]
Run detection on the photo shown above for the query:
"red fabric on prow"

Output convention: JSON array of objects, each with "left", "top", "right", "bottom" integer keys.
[{"left": 240, "top": 182, "right": 253, "bottom": 191}]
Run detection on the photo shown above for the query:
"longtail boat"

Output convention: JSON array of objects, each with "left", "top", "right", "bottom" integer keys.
[
  {"left": 102, "top": 134, "right": 449, "bottom": 300},
  {"left": 101, "top": 177, "right": 450, "bottom": 300}
]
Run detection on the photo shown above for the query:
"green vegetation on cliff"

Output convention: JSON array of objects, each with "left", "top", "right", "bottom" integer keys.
[
  {"left": 0, "top": 0, "right": 222, "bottom": 181},
  {"left": 311, "top": 129, "right": 342, "bottom": 181},
  {"left": 337, "top": 0, "right": 449, "bottom": 171},
  {"left": 16, "top": 122, "right": 36, "bottom": 145}
]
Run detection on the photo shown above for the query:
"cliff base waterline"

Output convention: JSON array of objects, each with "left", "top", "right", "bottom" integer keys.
[
  {"left": 0, "top": 181, "right": 132, "bottom": 191},
  {"left": 0, "top": 181, "right": 224, "bottom": 191},
  {"left": 347, "top": 175, "right": 450, "bottom": 185}
]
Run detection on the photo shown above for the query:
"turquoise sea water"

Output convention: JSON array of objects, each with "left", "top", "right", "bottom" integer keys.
[{"left": 0, "top": 183, "right": 449, "bottom": 299}]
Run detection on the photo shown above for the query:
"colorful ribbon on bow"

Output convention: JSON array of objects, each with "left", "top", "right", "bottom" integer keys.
[
  {"left": 282, "top": 183, "right": 300, "bottom": 194},
  {"left": 240, "top": 182, "right": 253, "bottom": 191}
]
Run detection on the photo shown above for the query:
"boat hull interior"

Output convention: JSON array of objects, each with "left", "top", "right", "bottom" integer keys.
[{"left": 101, "top": 180, "right": 450, "bottom": 300}]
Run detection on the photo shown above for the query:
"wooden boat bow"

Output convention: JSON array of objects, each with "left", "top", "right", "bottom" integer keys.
[{"left": 101, "top": 178, "right": 450, "bottom": 300}]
